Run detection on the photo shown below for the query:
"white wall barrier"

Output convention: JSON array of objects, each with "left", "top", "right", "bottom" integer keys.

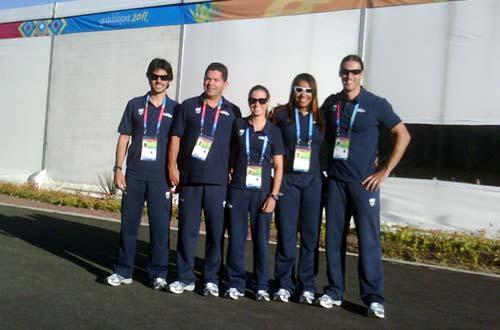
[
  {"left": 0, "top": 36, "right": 51, "bottom": 182},
  {"left": 382, "top": 178, "right": 500, "bottom": 236}
]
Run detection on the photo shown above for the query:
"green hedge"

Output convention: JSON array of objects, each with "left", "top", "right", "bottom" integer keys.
[
  {"left": 380, "top": 227, "right": 499, "bottom": 273},
  {"left": 0, "top": 182, "right": 121, "bottom": 213}
]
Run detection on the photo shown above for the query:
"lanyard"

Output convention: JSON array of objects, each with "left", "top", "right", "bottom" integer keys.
[
  {"left": 294, "top": 108, "right": 313, "bottom": 147},
  {"left": 200, "top": 99, "right": 222, "bottom": 136},
  {"left": 245, "top": 128, "right": 268, "bottom": 165},
  {"left": 143, "top": 94, "right": 167, "bottom": 136},
  {"left": 335, "top": 101, "right": 359, "bottom": 137}
]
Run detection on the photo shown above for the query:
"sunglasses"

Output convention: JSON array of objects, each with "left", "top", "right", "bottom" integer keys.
[
  {"left": 293, "top": 86, "right": 313, "bottom": 94},
  {"left": 340, "top": 69, "right": 363, "bottom": 76},
  {"left": 248, "top": 97, "right": 268, "bottom": 105},
  {"left": 150, "top": 74, "right": 170, "bottom": 81}
]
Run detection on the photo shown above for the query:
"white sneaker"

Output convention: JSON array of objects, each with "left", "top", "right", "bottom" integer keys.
[
  {"left": 273, "top": 288, "right": 291, "bottom": 303},
  {"left": 316, "top": 294, "right": 342, "bottom": 309},
  {"left": 256, "top": 290, "right": 270, "bottom": 302},
  {"left": 299, "top": 291, "right": 315, "bottom": 304},
  {"left": 168, "top": 281, "right": 195, "bottom": 294},
  {"left": 225, "top": 288, "right": 244, "bottom": 300},
  {"left": 151, "top": 277, "right": 167, "bottom": 290},
  {"left": 106, "top": 273, "right": 132, "bottom": 287},
  {"left": 367, "top": 302, "right": 385, "bottom": 319},
  {"left": 203, "top": 282, "right": 219, "bottom": 297}
]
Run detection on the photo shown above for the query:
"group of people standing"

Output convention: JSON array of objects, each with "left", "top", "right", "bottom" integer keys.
[{"left": 106, "top": 55, "right": 410, "bottom": 319}]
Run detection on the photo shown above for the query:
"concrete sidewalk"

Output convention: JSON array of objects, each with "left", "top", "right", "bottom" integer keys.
[{"left": 0, "top": 205, "right": 498, "bottom": 329}]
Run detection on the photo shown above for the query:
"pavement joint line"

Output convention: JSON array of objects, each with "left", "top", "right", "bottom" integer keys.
[{"left": 1, "top": 201, "right": 498, "bottom": 279}]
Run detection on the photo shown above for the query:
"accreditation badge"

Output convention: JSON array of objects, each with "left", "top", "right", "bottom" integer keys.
[
  {"left": 140, "top": 136, "right": 158, "bottom": 161},
  {"left": 191, "top": 134, "right": 213, "bottom": 161},
  {"left": 293, "top": 146, "right": 311, "bottom": 172},
  {"left": 246, "top": 165, "right": 262, "bottom": 189},
  {"left": 333, "top": 137, "right": 350, "bottom": 160}
]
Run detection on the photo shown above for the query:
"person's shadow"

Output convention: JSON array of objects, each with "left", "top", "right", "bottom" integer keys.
[{"left": 0, "top": 211, "right": 204, "bottom": 288}]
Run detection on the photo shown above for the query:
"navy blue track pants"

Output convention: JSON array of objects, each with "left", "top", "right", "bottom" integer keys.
[
  {"left": 275, "top": 173, "right": 322, "bottom": 292},
  {"left": 114, "top": 176, "right": 171, "bottom": 280},
  {"left": 324, "top": 178, "right": 384, "bottom": 305},
  {"left": 226, "top": 187, "right": 272, "bottom": 291},
  {"left": 176, "top": 184, "right": 227, "bottom": 284}
]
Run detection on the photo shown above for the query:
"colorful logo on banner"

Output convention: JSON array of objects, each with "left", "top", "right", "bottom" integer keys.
[
  {"left": 189, "top": 3, "right": 219, "bottom": 23},
  {"left": 18, "top": 19, "right": 67, "bottom": 37}
]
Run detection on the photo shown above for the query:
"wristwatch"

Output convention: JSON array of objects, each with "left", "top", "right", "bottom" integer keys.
[
  {"left": 113, "top": 165, "right": 122, "bottom": 172},
  {"left": 269, "top": 193, "right": 279, "bottom": 201}
]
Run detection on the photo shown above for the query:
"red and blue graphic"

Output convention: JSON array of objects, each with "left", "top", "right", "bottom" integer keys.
[{"left": 0, "top": 1, "right": 459, "bottom": 40}]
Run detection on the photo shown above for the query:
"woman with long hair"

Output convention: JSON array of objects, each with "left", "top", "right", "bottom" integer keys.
[
  {"left": 225, "top": 85, "right": 284, "bottom": 301},
  {"left": 271, "top": 73, "right": 325, "bottom": 304}
]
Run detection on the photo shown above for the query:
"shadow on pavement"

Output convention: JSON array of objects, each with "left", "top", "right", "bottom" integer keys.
[
  {"left": 0, "top": 212, "right": 206, "bottom": 288},
  {"left": 0, "top": 211, "right": 365, "bottom": 309}
]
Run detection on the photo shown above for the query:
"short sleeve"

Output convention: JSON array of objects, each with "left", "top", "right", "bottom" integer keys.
[
  {"left": 117, "top": 100, "right": 134, "bottom": 135},
  {"left": 171, "top": 99, "right": 180, "bottom": 111},
  {"left": 170, "top": 101, "right": 187, "bottom": 137},
  {"left": 271, "top": 126, "right": 284, "bottom": 156},
  {"left": 273, "top": 108, "right": 289, "bottom": 127},
  {"left": 229, "top": 119, "right": 241, "bottom": 169},
  {"left": 320, "top": 95, "right": 333, "bottom": 118},
  {"left": 233, "top": 104, "right": 242, "bottom": 118},
  {"left": 377, "top": 98, "right": 401, "bottom": 130}
]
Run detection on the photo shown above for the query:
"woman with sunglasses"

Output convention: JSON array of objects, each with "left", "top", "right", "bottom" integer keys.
[
  {"left": 225, "top": 85, "right": 284, "bottom": 301},
  {"left": 271, "top": 73, "right": 325, "bottom": 304}
]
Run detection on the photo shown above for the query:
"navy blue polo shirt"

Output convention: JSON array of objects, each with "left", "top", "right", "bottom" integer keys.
[
  {"left": 272, "top": 106, "right": 325, "bottom": 175},
  {"left": 321, "top": 88, "right": 401, "bottom": 182},
  {"left": 170, "top": 94, "right": 241, "bottom": 185},
  {"left": 118, "top": 93, "right": 179, "bottom": 181},
  {"left": 229, "top": 117, "right": 284, "bottom": 192}
]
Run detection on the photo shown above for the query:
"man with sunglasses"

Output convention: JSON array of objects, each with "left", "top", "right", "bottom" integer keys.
[
  {"left": 317, "top": 55, "right": 410, "bottom": 318},
  {"left": 167, "top": 63, "right": 241, "bottom": 297},
  {"left": 106, "top": 58, "right": 178, "bottom": 290}
]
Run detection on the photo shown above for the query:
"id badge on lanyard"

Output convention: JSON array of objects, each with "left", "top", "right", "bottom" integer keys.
[
  {"left": 293, "top": 146, "right": 311, "bottom": 172},
  {"left": 141, "top": 137, "right": 158, "bottom": 161},
  {"left": 246, "top": 165, "right": 263, "bottom": 188},
  {"left": 140, "top": 95, "right": 166, "bottom": 162},
  {"left": 332, "top": 101, "right": 358, "bottom": 160},
  {"left": 245, "top": 128, "right": 268, "bottom": 189},
  {"left": 191, "top": 100, "right": 221, "bottom": 161},
  {"left": 192, "top": 134, "right": 214, "bottom": 161},
  {"left": 292, "top": 108, "right": 313, "bottom": 172},
  {"left": 333, "top": 137, "right": 350, "bottom": 160}
]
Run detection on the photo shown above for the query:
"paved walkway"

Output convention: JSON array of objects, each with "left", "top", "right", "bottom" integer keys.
[{"left": 0, "top": 205, "right": 498, "bottom": 329}]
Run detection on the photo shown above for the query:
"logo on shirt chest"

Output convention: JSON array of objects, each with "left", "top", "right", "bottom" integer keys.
[
  {"left": 238, "top": 129, "right": 245, "bottom": 136},
  {"left": 138, "top": 108, "right": 144, "bottom": 115},
  {"left": 332, "top": 104, "right": 366, "bottom": 112},
  {"left": 195, "top": 107, "right": 201, "bottom": 114}
]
